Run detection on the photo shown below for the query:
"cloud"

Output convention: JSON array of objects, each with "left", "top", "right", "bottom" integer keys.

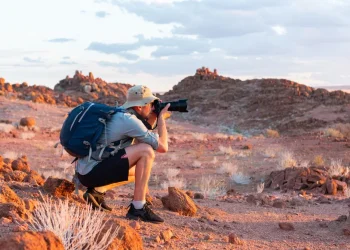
[
  {"left": 95, "top": 11, "right": 110, "bottom": 18},
  {"left": 60, "top": 61, "right": 77, "bottom": 65},
  {"left": 62, "top": 56, "right": 70, "bottom": 59},
  {"left": 271, "top": 25, "right": 287, "bottom": 35},
  {"left": 23, "top": 57, "right": 42, "bottom": 63},
  {"left": 47, "top": 38, "right": 75, "bottom": 43}
]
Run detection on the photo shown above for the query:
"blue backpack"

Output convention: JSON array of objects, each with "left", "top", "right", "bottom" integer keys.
[{"left": 60, "top": 102, "right": 126, "bottom": 159}]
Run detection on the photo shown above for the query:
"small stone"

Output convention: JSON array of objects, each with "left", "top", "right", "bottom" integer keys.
[
  {"left": 343, "top": 228, "right": 350, "bottom": 236},
  {"left": 336, "top": 215, "right": 347, "bottom": 222},
  {"left": 279, "top": 222, "right": 295, "bottom": 231},
  {"left": 228, "top": 233, "right": 244, "bottom": 245},
  {"left": 129, "top": 221, "right": 141, "bottom": 230},
  {"left": 242, "top": 144, "right": 252, "bottom": 150},
  {"left": 161, "top": 229, "right": 173, "bottom": 242},
  {"left": 273, "top": 200, "right": 286, "bottom": 209},
  {"left": 204, "top": 234, "right": 211, "bottom": 240},
  {"left": 194, "top": 193, "right": 204, "bottom": 199},
  {"left": 154, "top": 236, "right": 161, "bottom": 243}
]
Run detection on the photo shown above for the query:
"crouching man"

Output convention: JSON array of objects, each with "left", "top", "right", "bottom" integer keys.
[{"left": 76, "top": 85, "right": 170, "bottom": 223}]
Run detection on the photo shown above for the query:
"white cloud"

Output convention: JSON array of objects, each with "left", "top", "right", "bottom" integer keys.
[{"left": 271, "top": 25, "right": 287, "bottom": 35}]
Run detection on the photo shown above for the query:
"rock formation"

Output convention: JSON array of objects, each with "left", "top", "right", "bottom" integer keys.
[{"left": 161, "top": 67, "right": 350, "bottom": 133}]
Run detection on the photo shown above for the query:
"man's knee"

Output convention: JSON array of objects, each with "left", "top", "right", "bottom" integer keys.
[{"left": 142, "top": 144, "right": 155, "bottom": 159}]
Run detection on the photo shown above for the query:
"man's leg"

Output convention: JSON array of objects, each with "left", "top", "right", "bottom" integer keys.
[{"left": 123, "top": 143, "right": 164, "bottom": 223}]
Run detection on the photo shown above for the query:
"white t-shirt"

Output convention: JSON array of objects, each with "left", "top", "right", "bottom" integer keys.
[{"left": 76, "top": 111, "right": 159, "bottom": 175}]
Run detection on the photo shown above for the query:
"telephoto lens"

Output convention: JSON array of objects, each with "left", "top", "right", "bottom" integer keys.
[{"left": 153, "top": 99, "right": 188, "bottom": 115}]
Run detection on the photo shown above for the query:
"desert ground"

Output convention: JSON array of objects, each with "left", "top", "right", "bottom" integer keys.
[{"left": 0, "top": 96, "right": 349, "bottom": 250}]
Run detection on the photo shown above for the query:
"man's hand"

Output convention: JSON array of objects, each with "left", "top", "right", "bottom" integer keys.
[{"left": 159, "top": 103, "right": 172, "bottom": 120}]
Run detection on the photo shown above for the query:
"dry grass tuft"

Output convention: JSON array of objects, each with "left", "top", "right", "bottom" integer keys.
[
  {"left": 217, "top": 162, "right": 238, "bottom": 175},
  {"left": 324, "top": 128, "right": 344, "bottom": 139},
  {"left": 313, "top": 155, "right": 325, "bottom": 166},
  {"left": 29, "top": 194, "right": 119, "bottom": 250},
  {"left": 0, "top": 123, "right": 15, "bottom": 133},
  {"left": 196, "top": 175, "right": 226, "bottom": 199},
  {"left": 266, "top": 129, "right": 280, "bottom": 138},
  {"left": 277, "top": 151, "right": 297, "bottom": 169}
]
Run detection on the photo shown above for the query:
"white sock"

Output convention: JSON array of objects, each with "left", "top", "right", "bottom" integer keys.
[{"left": 132, "top": 200, "right": 146, "bottom": 209}]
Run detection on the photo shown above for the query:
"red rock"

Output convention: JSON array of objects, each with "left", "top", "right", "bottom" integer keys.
[
  {"left": 19, "top": 117, "right": 36, "bottom": 127},
  {"left": 278, "top": 222, "right": 295, "bottom": 231},
  {"left": 160, "top": 229, "right": 173, "bottom": 242},
  {"left": 0, "top": 202, "right": 28, "bottom": 220},
  {"left": 228, "top": 233, "right": 244, "bottom": 245},
  {"left": 103, "top": 219, "right": 144, "bottom": 250},
  {"left": 43, "top": 177, "right": 75, "bottom": 197},
  {"left": 129, "top": 221, "right": 141, "bottom": 230},
  {"left": 0, "top": 231, "right": 64, "bottom": 249},
  {"left": 11, "top": 159, "right": 30, "bottom": 173},
  {"left": 0, "top": 183, "right": 24, "bottom": 206},
  {"left": 161, "top": 187, "right": 197, "bottom": 216}
]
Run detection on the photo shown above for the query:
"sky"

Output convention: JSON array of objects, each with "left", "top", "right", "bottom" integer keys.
[{"left": 1, "top": 0, "right": 350, "bottom": 92}]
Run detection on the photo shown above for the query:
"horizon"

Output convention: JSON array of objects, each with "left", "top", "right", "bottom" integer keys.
[{"left": 1, "top": 0, "right": 350, "bottom": 92}]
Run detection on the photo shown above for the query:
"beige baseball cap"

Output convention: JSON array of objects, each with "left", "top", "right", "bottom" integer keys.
[{"left": 121, "top": 85, "right": 159, "bottom": 109}]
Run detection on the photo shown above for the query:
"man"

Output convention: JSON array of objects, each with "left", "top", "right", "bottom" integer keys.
[{"left": 75, "top": 85, "right": 170, "bottom": 223}]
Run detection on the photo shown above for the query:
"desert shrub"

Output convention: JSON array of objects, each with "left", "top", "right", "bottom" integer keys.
[
  {"left": 261, "top": 147, "right": 277, "bottom": 158},
  {"left": 217, "top": 162, "right": 237, "bottom": 175},
  {"left": 218, "top": 145, "right": 235, "bottom": 156},
  {"left": 191, "top": 132, "right": 207, "bottom": 141},
  {"left": 332, "top": 123, "right": 350, "bottom": 137},
  {"left": 213, "top": 133, "right": 228, "bottom": 139},
  {"left": 196, "top": 175, "right": 226, "bottom": 199},
  {"left": 231, "top": 172, "right": 251, "bottom": 185},
  {"left": 161, "top": 177, "right": 186, "bottom": 189},
  {"left": 277, "top": 151, "right": 297, "bottom": 169},
  {"left": 256, "top": 182, "right": 265, "bottom": 193},
  {"left": 29, "top": 195, "right": 119, "bottom": 250},
  {"left": 313, "top": 155, "right": 325, "bottom": 166},
  {"left": 19, "top": 132, "right": 35, "bottom": 140},
  {"left": 0, "top": 123, "right": 15, "bottom": 133},
  {"left": 211, "top": 156, "right": 218, "bottom": 164},
  {"left": 192, "top": 160, "right": 202, "bottom": 168},
  {"left": 163, "top": 168, "right": 180, "bottom": 180},
  {"left": 265, "top": 129, "right": 280, "bottom": 138},
  {"left": 328, "top": 159, "right": 349, "bottom": 177},
  {"left": 299, "top": 160, "right": 310, "bottom": 168},
  {"left": 324, "top": 128, "right": 344, "bottom": 139},
  {"left": 235, "top": 151, "right": 252, "bottom": 158},
  {"left": 2, "top": 151, "right": 21, "bottom": 159}
]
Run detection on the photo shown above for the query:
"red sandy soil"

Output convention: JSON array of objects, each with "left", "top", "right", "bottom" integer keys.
[{"left": 0, "top": 97, "right": 349, "bottom": 250}]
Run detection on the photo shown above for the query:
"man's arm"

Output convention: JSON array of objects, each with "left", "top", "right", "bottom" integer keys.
[{"left": 156, "top": 104, "right": 171, "bottom": 153}]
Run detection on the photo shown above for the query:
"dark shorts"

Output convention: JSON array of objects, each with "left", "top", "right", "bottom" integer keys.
[{"left": 77, "top": 148, "right": 130, "bottom": 188}]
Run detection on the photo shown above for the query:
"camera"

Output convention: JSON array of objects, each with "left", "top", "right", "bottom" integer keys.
[{"left": 153, "top": 99, "right": 188, "bottom": 115}]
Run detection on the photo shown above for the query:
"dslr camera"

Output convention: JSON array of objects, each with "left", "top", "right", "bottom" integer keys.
[{"left": 153, "top": 99, "right": 188, "bottom": 115}]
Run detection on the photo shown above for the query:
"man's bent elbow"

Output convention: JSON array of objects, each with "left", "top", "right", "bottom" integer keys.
[{"left": 157, "top": 145, "right": 168, "bottom": 153}]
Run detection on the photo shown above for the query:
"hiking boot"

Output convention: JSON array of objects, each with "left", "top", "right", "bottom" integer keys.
[
  {"left": 83, "top": 188, "right": 112, "bottom": 211},
  {"left": 126, "top": 203, "right": 164, "bottom": 224}
]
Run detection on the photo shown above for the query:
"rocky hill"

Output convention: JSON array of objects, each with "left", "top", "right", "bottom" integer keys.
[
  {"left": 161, "top": 67, "right": 350, "bottom": 134},
  {"left": 0, "top": 71, "right": 132, "bottom": 107}
]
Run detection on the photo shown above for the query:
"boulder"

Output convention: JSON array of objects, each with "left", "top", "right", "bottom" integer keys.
[
  {"left": 325, "top": 178, "right": 338, "bottom": 195},
  {"left": 103, "top": 219, "right": 144, "bottom": 250},
  {"left": 43, "top": 177, "right": 75, "bottom": 197},
  {"left": 23, "top": 170, "right": 45, "bottom": 186},
  {"left": 278, "top": 222, "right": 295, "bottom": 231},
  {"left": 19, "top": 117, "right": 36, "bottom": 127},
  {"left": 5, "top": 170, "right": 27, "bottom": 182},
  {"left": 0, "top": 202, "right": 28, "bottom": 220},
  {"left": 0, "top": 183, "right": 24, "bottom": 206},
  {"left": 0, "top": 231, "right": 64, "bottom": 250},
  {"left": 0, "top": 77, "right": 5, "bottom": 85},
  {"left": 161, "top": 187, "right": 197, "bottom": 216}
]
